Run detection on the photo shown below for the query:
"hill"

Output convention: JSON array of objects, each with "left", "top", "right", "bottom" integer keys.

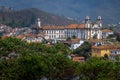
[
  {"left": 112, "top": 24, "right": 120, "bottom": 32},
  {"left": 0, "top": 0, "right": 120, "bottom": 23},
  {"left": 0, "top": 8, "right": 78, "bottom": 27}
]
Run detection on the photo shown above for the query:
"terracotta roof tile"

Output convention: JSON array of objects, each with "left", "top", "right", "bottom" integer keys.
[
  {"left": 92, "top": 45, "right": 120, "bottom": 50},
  {"left": 89, "top": 39, "right": 105, "bottom": 42},
  {"left": 71, "top": 38, "right": 80, "bottom": 43},
  {"left": 66, "top": 24, "right": 78, "bottom": 29},
  {"left": 77, "top": 24, "right": 85, "bottom": 28},
  {"left": 2, "top": 35, "right": 8, "bottom": 39},
  {"left": 66, "top": 24, "right": 85, "bottom": 29},
  {"left": 16, "top": 34, "right": 25, "bottom": 39},
  {"left": 72, "top": 56, "right": 85, "bottom": 62},
  {"left": 42, "top": 24, "right": 85, "bottom": 30},
  {"left": 102, "top": 29, "right": 113, "bottom": 32},
  {"left": 64, "top": 38, "right": 80, "bottom": 44},
  {"left": 43, "top": 26, "right": 65, "bottom": 30}
]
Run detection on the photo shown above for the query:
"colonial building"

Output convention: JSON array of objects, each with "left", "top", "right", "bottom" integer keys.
[
  {"left": 43, "top": 26, "right": 65, "bottom": 40},
  {"left": 91, "top": 44, "right": 120, "bottom": 58},
  {"left": 64, "top": 38, "right": 84, "bottom": 50},
  {"left": 32, "top": 16, "right": 103, "bottom": 41},
  {"left": 85, "top": 16, "right": 102, "bottom": 39},
  {"left": 102, "top": 29, "right": 114, "bottom": 39}
]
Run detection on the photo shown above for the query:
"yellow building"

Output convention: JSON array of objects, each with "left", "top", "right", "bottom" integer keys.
[{"left": 91, "top": 45, "right": 118, "bottom": 57}]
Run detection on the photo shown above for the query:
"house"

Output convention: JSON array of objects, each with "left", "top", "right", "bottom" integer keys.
[
  {"left": 89, "top": 39, "right": 105, "bottom": 46},
  {"left": 72, "top": 56, "right": 85, "bottom": 62},
  {"left": 70, "top": 39, "right": 84, "bottom": 50},
  {"left": 102, "top": 29, "right": 114, "bottom": 39},
  {"left": 70, "top": 54, "right": 85, "bottom": 62},
  {"left": 16, "top": 34, "right": 25, "bottom": 40},
  {"left": 110, "top": 49, "right": 120, "bottom": 61},
  {"left": 22, "top": 34, "right": 43, "bottom": 43},
  {"left": 64, "top": 38, "right": 84, "bottom": 50},
  {"left": 91, "top": 44, "right": 120, "bottom": 58},
  {"left": 92, "top": 45, "right": 113, "bottom": 57}
]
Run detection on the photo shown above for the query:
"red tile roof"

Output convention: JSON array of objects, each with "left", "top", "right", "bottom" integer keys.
[
  {"left": 2, "top": 35, "right": 8, "bottom": 39},
  {"left": 64, "top": 38, "right": 80, "bottom": 44},
  {"left": 66, "top": 24, "right": 78, "bottom": 29},
  {"left": 66, "top": 24, "right": 85, "bottom": 29},
  {"left": 42, "top": 24, "right": 85, "bottom": 30},
  {"left": 102, "top": 29, "right": 113, "bottom": 32},
  {"left": 43, "top": 26, "right": 65, "bottom": 30},
  {"left": 89, "top": 39, "right": 104, "bottom": 42},
  {"left": 92, "top": 45, "right": 120, "bottom": 50},
  {"left": 77, "top": 24, "right": 85, "bottom": 29},
  {"left": 72, "top": 56, "right": 85, "bottom": 62},
  {"left": 16, "top": 34, "right": 25, "bottom": 39}
]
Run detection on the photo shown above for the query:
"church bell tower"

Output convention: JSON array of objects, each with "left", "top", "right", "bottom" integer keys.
[{"left": 97, "top": 16, "right": 102, "bottom": 28}]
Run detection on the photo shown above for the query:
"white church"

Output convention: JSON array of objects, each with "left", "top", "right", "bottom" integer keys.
[{"left": 33, "top": 16, "right": 103, "bottom": 41}]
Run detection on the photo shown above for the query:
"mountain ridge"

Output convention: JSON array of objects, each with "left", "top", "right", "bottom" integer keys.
[
  {"left": 0, "top": 8, "right": 78, "bottom": 27},
  {"left": 0, "top": 0, "right": 120, "bottom": 23}
]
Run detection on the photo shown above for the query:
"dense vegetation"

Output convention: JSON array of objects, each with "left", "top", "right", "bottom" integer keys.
[
  {"left": 0, "top": 37, "right": 120, "bottom": 80},
  {"left": 0, "top": 8, "right": 77, "bottom": 27},
  {"left": 73, "top": 41, "right": 91, "bottom": 59}
]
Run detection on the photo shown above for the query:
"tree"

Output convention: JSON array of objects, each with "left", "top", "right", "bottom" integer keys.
[
  {"left": 107, "top": 34, "right": 116, "bottom": 39},
  {"left": 43, "top": 54, "right": 77, "bottom": 80},
  {"left": 76, "top": 57, "right": 115, "bottom": 80},
  {"left": 66, "top": 37, "right": 71, "bottom": 41},
  {"left": 103, "top": 54, "right": 109, "bottom": 60},
  {"left": 73, "top": 41, "right": 91, "bottom": 59},
  {"left": 53, "top": 43, "right": 71, "bottom": 55},
  {"left": 114, "top": 56, "right": 120, "bottom": 80},
  {"left": 72, "top": 35, "right": 76, "bottom": 39}
]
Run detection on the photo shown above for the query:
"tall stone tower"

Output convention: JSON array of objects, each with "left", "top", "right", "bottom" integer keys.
[
  {"left": 85, "top": 16, "right": 91, "bottom": 39},
  {"left": 36, "top": 17, "right": 41, "bottom": 29},
  {"left": 96, "top": 16, "right": 102, "bottom": 28},
  {"left": 96, "top": 16, "right": 102, "bottom": 39},
  {"left": 32, "top": 17, "right": 42, "bottom": 34},
  {"left": 85, "top": 16, "right": 91, "bottom": 28}
]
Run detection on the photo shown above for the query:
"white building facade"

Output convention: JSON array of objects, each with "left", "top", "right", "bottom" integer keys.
[{"left": 34, "top": 16, "right": 103, "bottom": 40}]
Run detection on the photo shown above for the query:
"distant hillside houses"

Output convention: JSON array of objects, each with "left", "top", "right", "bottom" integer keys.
[
  {"left": 32, "top": 16, "right": 108, "bottom": 42},
  {"left": 1, "top": 16, "right": 114, "bottom": 44}
]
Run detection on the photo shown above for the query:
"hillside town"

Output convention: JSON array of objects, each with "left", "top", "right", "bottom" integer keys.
[
  {"left": 0, "top": 0, "right": 120, "bottom": 79},
  {"left": 0, "top": 16, "right": 120, "bottom": 63}
]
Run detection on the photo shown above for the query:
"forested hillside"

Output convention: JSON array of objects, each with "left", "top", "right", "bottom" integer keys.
[{"left": 0, "top": 8, "right": 77, "bottom": 27}]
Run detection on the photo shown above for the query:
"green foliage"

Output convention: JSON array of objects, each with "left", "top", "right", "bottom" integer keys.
[
  {"left": 107, "top": 34, "right": 116, "bottom": 39},
  {"left": 66, "top": 37, "right": 71, "bottom": 41},
  {"left": 1, "top": 37, "right": 120, "bottom": 80},
  {"left": 73, "top": 41, "right": 91, "bottom": 59},
  {"left": 76, "top": 57, "right": 116, "bottom": 80},
  {"left": 103, "top": 54, "right": 109, "bottom": 60},
  {"left": 72, "top": 35, "right": 76, "bottom": 39},
  {"left": 53, "top": 43, "right": 71, "bottom": 55}
]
